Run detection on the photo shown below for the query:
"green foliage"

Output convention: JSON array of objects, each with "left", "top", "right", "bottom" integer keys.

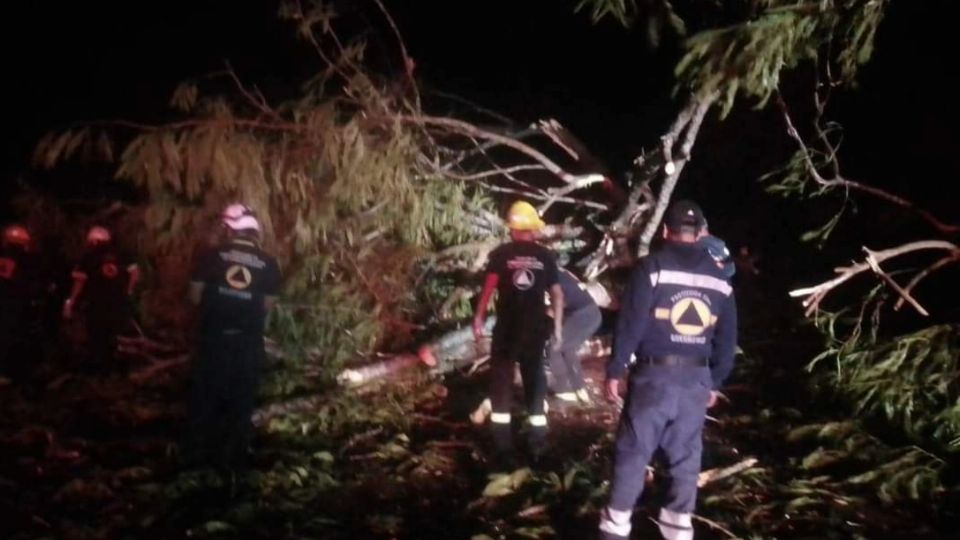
[
  {"left": 810, "top": 323, "right": 960, "bottom": 452},
  {"left": 33, "top": 4, "right": 494, "bottom": 384},
  {"left": 676, "top": 1, "right": 889, "bottom": 116},
  {"left": 575, "top": 0, "right": 686, "bottom": 45}
]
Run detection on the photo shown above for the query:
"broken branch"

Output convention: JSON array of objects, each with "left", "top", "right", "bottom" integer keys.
[{"left": 788, "top": 240, "right": 958, "bottom": 316}]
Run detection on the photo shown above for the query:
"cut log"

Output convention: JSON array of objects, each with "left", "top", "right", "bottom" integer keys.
[
  {"left": 697, "top": 457, "right": 758, "bottom": 487},
  {"left": 337, "top": 353, "right": 422, "bottom": 387}
]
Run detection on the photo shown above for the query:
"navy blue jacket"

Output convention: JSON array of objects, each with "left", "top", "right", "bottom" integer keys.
[{"left": 607, "top": 241, "right": 738, "bottom": 389}]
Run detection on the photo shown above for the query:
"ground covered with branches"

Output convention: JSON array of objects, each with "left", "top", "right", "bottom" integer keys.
[{"left": 3, "top": 289, "right": 957, "bottom": 540}]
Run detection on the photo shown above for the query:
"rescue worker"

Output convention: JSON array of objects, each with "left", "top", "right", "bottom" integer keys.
[
  {"left": 63, "top": 226, "right": 139, "bottom": 373},
  {"left": 548, "top": 267, "right": 602, "bottom": 404},
  {"left": 185, "top": 204, "right": 281, "bottom": 471},
  {"left": 0, "top": 224, "right": 45, "bottom": 380},
  {"left": 599, "top": 200, "right": 738, "bottom": 540},
  {"left": 473, "top": 200, "right": 564, "bottom": 467}
]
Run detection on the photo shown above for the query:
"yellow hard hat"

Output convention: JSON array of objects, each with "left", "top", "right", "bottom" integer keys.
[{"left": 506, "top": 201, "right": 545, "bottom": 231}]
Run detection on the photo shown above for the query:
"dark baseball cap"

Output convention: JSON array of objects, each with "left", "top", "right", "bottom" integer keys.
[{"left": 664, "top": 199, "right": 706, "bottom": 230}]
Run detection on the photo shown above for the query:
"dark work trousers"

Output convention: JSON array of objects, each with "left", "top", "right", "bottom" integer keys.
[
  {"left": 186, "top": 330, "right": 263, "bottom": 471},
  {"left": 0, "top": 299, "right": 43, "bottom": 382},
  {"left": 488, "top": 322, "right": 549, "bottom": 455},
  {"left": 608, "top": 376, "right": 711, "bottom": 514},
  {"left": 0, "top": 303, "right": 26, "bottom": 379},
  {"left": 84, "top": 300, "right": 131, "bottom": 374},
  {"left": 548, "top": 305, "right": 601, "bottom": 393}
]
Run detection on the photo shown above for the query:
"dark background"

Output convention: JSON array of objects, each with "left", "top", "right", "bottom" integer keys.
[{"left": 2, "top": 0, "right": 957, "bottom": 319}]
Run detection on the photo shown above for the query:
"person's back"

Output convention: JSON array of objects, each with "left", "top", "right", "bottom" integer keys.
[
  {"left": 185, "top": 205, "right": 281, "bottom": 471},
  {"left": 630, "top": 241, "right": 736, "bottom": 389},
  {"left": 488, "top": 239, "right": 557, "bottom": 340},
  {"left": 193, "top": 238, "right": 280, "bottom": 335},
  {"left": 473, "top": 201, "right": 563, "bottom": 468},
  {"left": 600, "top": 200, "right": 738, "bottom": 540}
]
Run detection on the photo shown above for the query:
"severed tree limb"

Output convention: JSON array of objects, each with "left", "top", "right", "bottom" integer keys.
[
  {"left": 579, "top": 93, "right": 716, "bottom": 278},
  {"left": 894, "top": 252, "right": 960, "bottom": 311},
  {"left": 777, "top": 94, "right": 960, "bottom": 236},
  {"left": 697, "top": 457, "right": 759, "bottom": 487},
  {"left": 438, "top": 164, "right": 547, "bottom": 181},
  {"left": 789, "top": 240, "right": 959, "bottom": 316},
  {"left": 864, "top": 251, "right": 928, "bottom": 316},
  {"left": 426, "top": 89, "right": 516, "bottom": 126},
  {"left": 371, "top": 0, "right": 420, "bottom": 110},
  {"left": 637, "top": 93, "right": 716, "bottom": 256},
  {"left": 539, "top": 173, "right": 609, "bottom": 213},
  {"left": 439, "top": 127, "right": 541, "bottom": 172},
  {"left": 400, "top": 114, "right": 604, "bottom": 186}
]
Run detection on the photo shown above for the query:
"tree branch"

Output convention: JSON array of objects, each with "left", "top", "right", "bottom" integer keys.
[
  {"left": 789, "top": 240, "right": 959, "bottom": 316},
  {"left": 371, "top": 0, "right": 420, "bottom": 109},
  {"left": 400, "top": 114, "right": 604, "bottom": 186},
  {"left": 894, "top": 252, "right": 960, "bottom": 311},
  {"left": 777, "top": 94, "right": 960, "bottom": 236},
  {"left": 637, "top": 93, "right": 716, "bottom": 256}
]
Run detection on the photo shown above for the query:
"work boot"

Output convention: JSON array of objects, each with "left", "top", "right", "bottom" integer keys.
[
  {"left": 656, "top": 508, "right": 694, "bottom": 540},
  {"left": 598, "top": 507, "right": 632, "bottom": 539}
]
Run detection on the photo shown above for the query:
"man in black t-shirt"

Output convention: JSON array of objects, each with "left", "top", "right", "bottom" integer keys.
[
  {"left": 185, "top": 204, "right": 281, "bottom": 470},
  {"left": 63, "top": 226, "right": 139, "bottom": 373},
  {"left": 473, "top": 201, "right": 564, "bottom": 467}
]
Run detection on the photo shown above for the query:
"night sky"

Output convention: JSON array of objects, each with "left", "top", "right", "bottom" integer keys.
[{"left": 3, "top": 0, "right": 958, "bottom": 314}]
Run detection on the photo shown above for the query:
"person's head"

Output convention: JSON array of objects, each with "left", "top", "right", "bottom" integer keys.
[
  {"left": 2, "top": 224, "right": 31, "bottom": 250},
  {"left": 221, "top": 203, "right": 261, "bottom": 241},
  {"left": 662, "top": 199, "right": 706, "bottom": 244},
  {"left": 86, "top": 225, "right": 112, "bottom": 247},
  {"left": 506, "top": 200, "right": 545, "bottom": 241}
]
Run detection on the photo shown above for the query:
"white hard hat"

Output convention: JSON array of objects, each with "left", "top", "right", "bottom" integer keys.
[
  {"left": 221, "top": 203, "right": 260, "bottom": 232},
  {"left": 86, "top": 226, "right": 112, "bottom": 244},
  {"left": 2, "top": 224, "right": 31, "bottom": 246}
]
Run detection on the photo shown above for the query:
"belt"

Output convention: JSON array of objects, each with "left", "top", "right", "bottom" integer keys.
[{"left": 637, "top": 355, "right": 709, "bottom": 367}]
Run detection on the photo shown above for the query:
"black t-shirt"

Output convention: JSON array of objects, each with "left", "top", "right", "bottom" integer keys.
[
  {"left": 74, "top": 245, "right": 135, "bottom": 305},
  {"left": 485, "top": 241, "right": 558, "bottom": 325},
  {"left": 191, "top": 239, "right": 281, "bottom": 333},
  {"left": 558, "top": 268, "right": 596, "bottom": 313}
]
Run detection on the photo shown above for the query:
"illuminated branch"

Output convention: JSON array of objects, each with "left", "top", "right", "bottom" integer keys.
[
  {"left": 894, "top": 252, "right": 960, "bottom": 311},
  {"left": 789, "top": 240, "right": 959, "bottom": 316},
  {"left": 400, "top": 114, "right": 605, "bottom": 187},
  {"left": 637, "top": 93, "right": 715, "bottom": 256}
]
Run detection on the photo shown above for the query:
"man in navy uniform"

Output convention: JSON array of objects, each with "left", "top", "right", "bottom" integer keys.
[
  {"left": 185, "top": 204, "right": 281, "bottom": 471},
  {"left": 473, "top": 200, "right": 564, "bottom": 467},
  {"left": 599, "top": 200, "right": 738, "bottom": 540}
]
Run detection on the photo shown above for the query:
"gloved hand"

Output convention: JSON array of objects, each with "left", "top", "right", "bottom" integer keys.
[{"left": 62, "top": 299, "right": 74, "bottom": 320}]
